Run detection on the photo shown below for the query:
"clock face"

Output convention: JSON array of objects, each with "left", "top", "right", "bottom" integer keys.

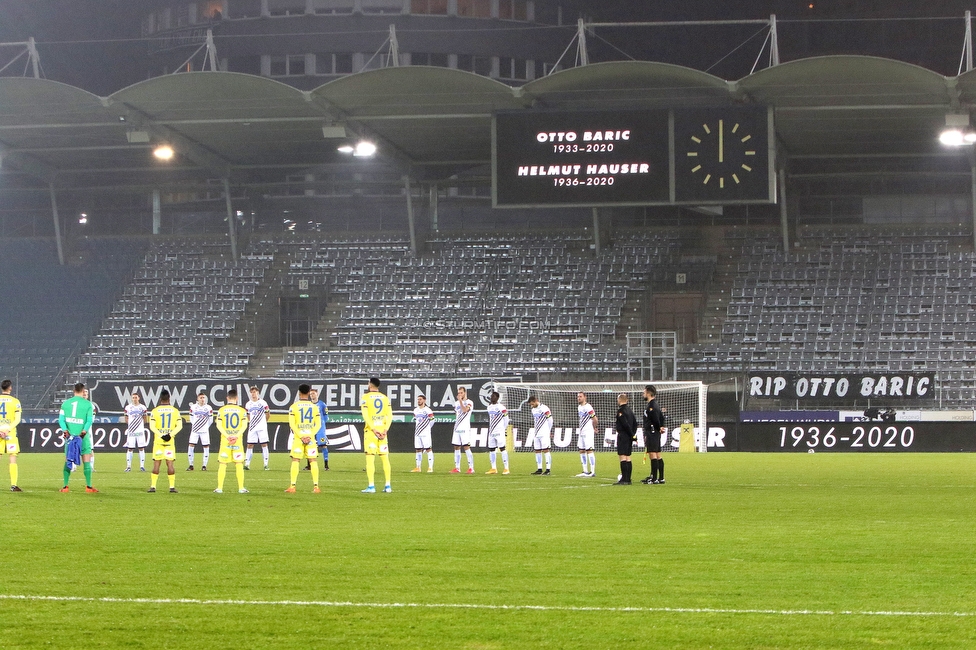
[
  {"left": 673, "top": 107, "right": 772, "bottom": 204},
  {"left": 686, "top": 119, "right": 758, "bottom": 190}
]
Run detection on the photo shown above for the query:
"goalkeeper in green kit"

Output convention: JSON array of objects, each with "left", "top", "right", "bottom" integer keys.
[{"left": 58, "top": 382, "right": 97, "bottom": 493}]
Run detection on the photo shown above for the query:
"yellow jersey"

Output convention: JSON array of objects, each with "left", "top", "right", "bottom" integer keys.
[
  {"left": 289, "top": 399, "right": 322, "bottom": 443},
  {"left": 216, "top": 404, "right": 248, "bottom": 449},
  {"left": 0, "top": 394, "right": 22, "bottom": 435},
  {"left": 360, "top": 390, "right": 393, "bottom": 436},
  {"left": 149, "top": 405, "right": 183, "bottom": 446}
]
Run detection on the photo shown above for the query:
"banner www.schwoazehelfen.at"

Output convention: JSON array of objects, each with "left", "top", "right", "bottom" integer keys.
[{"left": 88, "top": 377, "right": 506, "bottom": 415}]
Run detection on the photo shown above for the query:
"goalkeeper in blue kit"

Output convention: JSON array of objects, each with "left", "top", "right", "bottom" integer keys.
[{"left": 306, "top": 388, "right": 329, "bottom": 471}]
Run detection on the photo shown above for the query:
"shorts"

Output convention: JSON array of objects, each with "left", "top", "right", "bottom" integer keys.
[
  {"left": 189, "top": 430, "right": 211, "bottom": 446},
  {"left": 532, "top": 428, "right": 552, "bottom": 451},
  {"left": 487, "top": 429, "right": 506, "bottom": 449},
  {"left": 645, "top": 429, "right": 663, "bottom": 453},
  {"left": 290, "top": 437, "right": 318, "bottom": 460},
  {"left": 578, "top": 430, "right": 595, "bottom": 451},
  {"left": 452, "top": 428, "right": 471, "bottom": 447},
  {"left": 616, "top": 433, "right": 634, "bottom": 457},
  {"left": 247, "top": 428, "right": 269, "bottom": 445},
  {"left": 365, "top": 432, "right": 389, "bottom": 456},
  {"left": 218, "top": 446, "right": 245, "bottom": 464},
  {"left": 414, "top": 432, "right": 432, "bottom": 450},
  {"left": 124, "top": 432, "right": 149, "bottom": 449},
  {"left": 314, "top": 431, "right": 329, "bottom": 448},
  {"left": 0, "top": 434, "right": 19, "bottom": 455},
  {"left": 76, "top": 434, "right": 93, "bottom": 456},
  {"left": 153, "top": 443, "right": 176, "bottom": 461}
]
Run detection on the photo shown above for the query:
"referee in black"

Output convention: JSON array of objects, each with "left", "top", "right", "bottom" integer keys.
[
  {"left": 614, "top": 393, "right": 637, "bottom": 484},
  {"left": 642, "top": 385, "right": 665, "bottom": 484}
]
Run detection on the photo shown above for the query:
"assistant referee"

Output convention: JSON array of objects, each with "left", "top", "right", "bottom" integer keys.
[
  {"left": 642, "top": 385, "right": 665, "bottom": 484},
  {"left": 614, "top": 393, "right": 637, "bottom": 485}
]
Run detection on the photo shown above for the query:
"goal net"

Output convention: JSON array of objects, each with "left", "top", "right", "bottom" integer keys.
[{"left": 493, "top": 381, "right": 708, "bottom": 454}]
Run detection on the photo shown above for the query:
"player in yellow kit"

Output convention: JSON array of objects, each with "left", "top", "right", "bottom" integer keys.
[
  {"left": 360, "top": 377, "right": 393, "bottom": 494},
  {"left": 214, "top": 389, "right": 249, "bottom": 494},
  {"left": 285, "top": 383, "right": 322, "bottom": 493},
  {"left": 0, "top": 379, "right": 23, "bottom": 492},
  {"left": 148, "top": 389, "right": 183, "bottom": 493}
]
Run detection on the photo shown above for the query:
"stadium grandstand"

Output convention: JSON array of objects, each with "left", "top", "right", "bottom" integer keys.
[{"left": 5, "top": 7, "right": 976, "bottom": 417}]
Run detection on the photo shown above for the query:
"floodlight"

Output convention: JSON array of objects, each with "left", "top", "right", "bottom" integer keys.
[
  {"left": 353, "top": 141, "right": 377, "bottom": 157},
  {"left": 337, "top": 145, "right": 355, "bottom": 154},
  {"left": 153, "top": 145, "right": 175, "bottom": 160}
]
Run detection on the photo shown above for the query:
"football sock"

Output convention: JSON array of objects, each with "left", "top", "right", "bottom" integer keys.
[
  {"left": 501, "top": 450, "right": 509, "bottom": 470},
  {"left": 236, "top": 463, "right": 245, "bottom": 490},
  {"left": 658, "top": 457, "right": 664, "bottom": 480},
  {"left": 217, "top": 464, "right": 227, "bottom": 490},
  {"left": 322, "top": 446, "right": 329, "bottom": 461},
  {"left": 262, "top": 446, "right": 270, "bottom": 467},
  {"left": 289, "top": 462, "right": 299, "bottom": 486},
  {"left": 415, "top": 451, "right": 422, "bottom": 469},
  {"left": 126, "top": 450, "right": 133, "bottom": 468},
  {"left": 544, "top": 452, "right": 552, "bottom": 469},
  {"left": 465, "top": 448, "right": 474, "bottom": 469},
  {"left": 588, "top": 452, "right": 596, "bottom": 475},
  {"left": 310, "top": 462, "right": 320, "bottom": 486},
  {"left": 139, "top": 449, "right": 145, "bottom": 468},
  {"left": 202, "top": 448, "right": 210, "bottom": 467},
  {"left": 427, "top": 450, "right": 434, "bottom": 471},
  {"left": 366, "top": 454, "right": 376, "bottom": 486},
  {"left": 454, "top": 449, "right": 461, "bottom": 469},
  {"left": 150, "top": 472, "right": 159, "bottom": 488},
  {"left": 187, "top": 448, "right": 195, "bottom": 466},
  {"left": 580, "top": 453, "right": 587, "bottom": 472},
  {"left": 624, "top": 460, "right": 633, "bottom": 482},
  {"left": 619, "top": 459, "right": 626, "bottom": 480},
  {"left": 9, "top": 462, "right": 17, "bottom": 486},
  {"left": 83, "top": 461, "right": 93, "bottom": 487},
  {"left": 652, "top": 458, "right": 660, "bottom": 481},
  {"left": 489, "top": 450, "right": 497, "bottom": 469},
  {"left": 535, "top": 453, "right": 543, "bottom": 469},
  {"left": 168, "top": 473, "right": 176, "bottom": 489},
  {"left": 246, "top": 448, "right": 253, "bottom": 466},
  {"left": 381, "top": 455, "right": 391, "bottom": 485},
  {"left": 63, "top": 463, "right": 71, "bottom": 486}
]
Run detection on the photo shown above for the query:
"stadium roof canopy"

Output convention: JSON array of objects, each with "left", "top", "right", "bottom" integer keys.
[{"left": 0, "top": 54, "right": 972, "bottom": 194}]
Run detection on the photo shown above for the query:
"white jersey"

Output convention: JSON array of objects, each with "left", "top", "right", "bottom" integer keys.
[
  {"left": 124, "top": 404, "right": 148, "bottom": 436},
  {"left": 487, "top": 403, "right": 509, "bottom": 438},
  {"left": 414, "top": 406, "right": 435, "bottom": 438},
  {"left": 189, "top": 403, "right": 214, "bottom": 435},
  {"left": 453, "top": 399, "right": 474, "bottom": 432},
  {"left": 245, "top": 399, "right": 270, "bottom": 434},
  {"left": 578, "top": 402, "right": 596, "bottom": 436},
  {"left": 532, "top": 403, "right": 553, "bottom": 436}
]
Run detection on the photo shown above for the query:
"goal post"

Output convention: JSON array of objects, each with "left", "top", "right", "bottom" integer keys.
[{"left": 492, "top": 380, "right": 708, "bottom": 454}]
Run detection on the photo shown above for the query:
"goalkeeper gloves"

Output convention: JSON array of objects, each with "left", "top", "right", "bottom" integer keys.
[{"left": 161, "top": 433, "right": 172, "bottom": 442}]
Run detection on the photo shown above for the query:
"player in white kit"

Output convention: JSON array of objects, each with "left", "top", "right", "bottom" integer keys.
[
  {"left": 187, "top": 392, "right": 213, "bottom": 471},
  {"left": 485, "top": 391, "right": 510, "bottom": 475},
  {"left": 123, "top": 392, "right": 149, "bottom": 472},
  {"left": 412, "top": 394, "right": 435, "bottom": 473},
  {"left": 450, "top": 386, "right": 475, "bottom": 474},
  {"left": 528, "top": 395, "right": 552, "bottom": 475},
  {"left": 245, "top": 386, "right": 271, "bottom": 470},
  {"left": 575, "top": 392, "right": 598, "bottom": 478}
]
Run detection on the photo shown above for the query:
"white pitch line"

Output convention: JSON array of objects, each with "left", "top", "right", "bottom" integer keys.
[{"left": 0, "top": 595, "right": 972, "bottom": 618}]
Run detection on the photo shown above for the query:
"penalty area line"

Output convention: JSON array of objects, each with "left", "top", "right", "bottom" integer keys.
[{"left": 0, "top": 595, "right": 972, "bottom": 618}]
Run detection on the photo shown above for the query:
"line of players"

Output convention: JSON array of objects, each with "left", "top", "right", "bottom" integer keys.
[
  {"left": 417, "top": 386, "right": 598, "bottom": 478},
  {"left": 0, "top": 379, "right": 607, "bottom": 493}
]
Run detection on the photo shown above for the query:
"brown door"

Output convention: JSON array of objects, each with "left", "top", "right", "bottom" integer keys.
[{"left": 651, "top": 293, "right": 702, "bottom": 344}]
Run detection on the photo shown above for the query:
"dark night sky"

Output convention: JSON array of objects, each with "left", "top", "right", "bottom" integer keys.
[{"left": 2, "top": 0, "right": 976, "bottom": 91}]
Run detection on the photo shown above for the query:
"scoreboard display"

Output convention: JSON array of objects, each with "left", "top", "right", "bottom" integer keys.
[{"left": 492, "top": 106, "right": 774, "bottom": 208}]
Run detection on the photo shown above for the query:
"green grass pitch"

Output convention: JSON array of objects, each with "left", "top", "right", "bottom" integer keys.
[{"left": 1, "top": 451, "right": 974, "bottom": 649}]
